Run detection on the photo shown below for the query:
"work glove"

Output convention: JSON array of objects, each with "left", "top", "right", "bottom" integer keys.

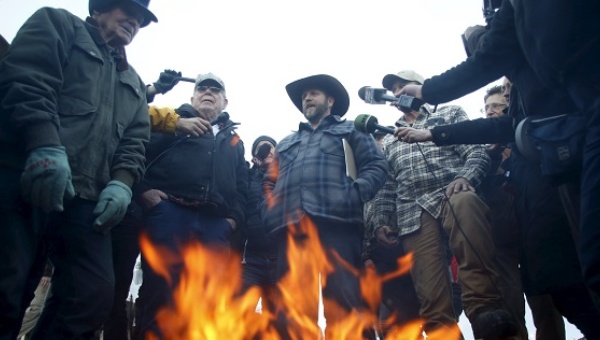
[
  {"left": 153, "top": 69, "right": 182, "bottom": 94},
  {"left": 20, "top": 146, "right": 75, "bottom": 213},
  {"left": 93, "top": 180, "right": 132, "bottom": 234}
]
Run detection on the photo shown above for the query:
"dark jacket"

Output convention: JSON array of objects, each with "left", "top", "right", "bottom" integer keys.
[
  {"left": 0, "top": 8, "right": 149, "bottom": 198},
  {"left": 263, "top": 115, "right": 388, "bottom": 233},
  {"left": 422, "top": 0, "right": 599, "bottom": 112},
  {"left": 137, "top": 104, "right": 247, "bottom": 227},
  {"left": 244, "top": 165, "right": 274, "bottom": 254}
]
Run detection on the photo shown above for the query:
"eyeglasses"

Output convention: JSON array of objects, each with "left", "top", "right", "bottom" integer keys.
[
  {"left": 196, "top": 85, "right": 223, "bottom": 94},
  {"left": 482, "top": 103, "right": 507, "bottom": 113}
]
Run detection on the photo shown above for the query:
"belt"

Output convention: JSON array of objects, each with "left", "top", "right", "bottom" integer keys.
[{"left": 168, "top": 195, "right": 218, "bottom": 210}]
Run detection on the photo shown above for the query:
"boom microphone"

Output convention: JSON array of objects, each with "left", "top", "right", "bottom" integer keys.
[
  {"left": 354, "top": 114, "right": 395, "bottom": 135},
  {"left": 358, "top": 86, "right": 425, "bottom": 111},
  {"left": 210, "top": 111, "right": 230, "bottom": 125}
]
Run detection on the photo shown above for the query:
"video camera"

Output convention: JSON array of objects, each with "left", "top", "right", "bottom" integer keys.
[{"left": 461, "top": 0, "right": 502, "bottom": 57}]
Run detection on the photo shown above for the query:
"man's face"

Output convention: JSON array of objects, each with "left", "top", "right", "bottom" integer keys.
[
  {"left": 190, "top": 83, "right": 228, "bottom": 121},
  {"left": 301, "top": 89, "right": 332, "bottom": 124},
  {"left": 484, "top": 93, "right": 508, "bottom": 118},
  {"left": 501, "top": 77, "right": 512, "bottom": 104},
  {"left": 391, "top": 80, "right": 418, "bottom": 114},
  {"left": 93, "top": 3, "right": 144, "bottom": 47}
]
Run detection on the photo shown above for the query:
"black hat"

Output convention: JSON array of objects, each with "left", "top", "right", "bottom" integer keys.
[
  {"left": 285, "top": 74, "right": 350, "bottom": 117},
  {"left": 89, "top": 0, "right": 158, "bottom": 28},
  {"left": 252, "top": 136, "right": 277, "bottom": 156}
]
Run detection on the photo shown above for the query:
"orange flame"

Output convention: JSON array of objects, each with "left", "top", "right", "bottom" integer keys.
[{"left": 139, "top": 219, "right": 461, "bottom": 340}]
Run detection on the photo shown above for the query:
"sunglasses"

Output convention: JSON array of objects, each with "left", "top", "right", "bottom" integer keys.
[{"left": 196, "top": 85, "right": 223, "bottom": 94}]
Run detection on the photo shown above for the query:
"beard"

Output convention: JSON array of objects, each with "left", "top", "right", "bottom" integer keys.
[{"left": 303, "top": 101, "right": 329, "bottom": 124}]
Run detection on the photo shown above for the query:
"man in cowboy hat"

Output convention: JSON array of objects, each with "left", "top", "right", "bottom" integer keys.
[
  {"left": 262, "top": 74, "right": 388, "bottom": 337},
  {"left": 0, "top": 0, "right": 156, "bottom": 338}
]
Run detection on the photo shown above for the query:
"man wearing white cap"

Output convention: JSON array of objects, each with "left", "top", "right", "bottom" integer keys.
[{"left": 369, "top": 70, "right": 517, "bottom": 339}]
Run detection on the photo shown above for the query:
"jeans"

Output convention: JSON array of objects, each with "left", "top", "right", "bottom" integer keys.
[{"left": 135, "top": 200, "right": 232, "bottom": 339}]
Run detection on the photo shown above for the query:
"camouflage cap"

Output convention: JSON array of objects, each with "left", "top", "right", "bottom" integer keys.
[{"left": 195, "top": 72, "right": 226, "bottom": 91}]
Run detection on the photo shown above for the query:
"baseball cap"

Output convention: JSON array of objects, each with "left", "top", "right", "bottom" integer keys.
[{"left": 382, "top": 70, "right": 425, "bottom": 91}]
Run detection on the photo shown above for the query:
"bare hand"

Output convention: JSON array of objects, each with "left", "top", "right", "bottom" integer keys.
[
  {"left": 375, "top": 225, "right": 400, "bottom": 247},
  {"left": 139, "top": 189, "right": 168, "bottom": 210},
  {"left": 445, "top": 177, "right": 475, "bottom": 198},
  {"left": 399, "top": 84, "right": 423, "bottom": 100},
  {"left": 395, "top": 127, "right": 432, "bottom": 143},
  {"left": 176, "top": 117, "right": 212, "bottom": 137}
]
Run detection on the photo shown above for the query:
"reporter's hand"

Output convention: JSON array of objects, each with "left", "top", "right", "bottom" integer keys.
[
  {"left": 395, "top": 127, "right": 433, "bottom": 143},
  {"left": 375, "top": 225, "right": 400, "bottom": 247},
  {"left": 153, "top": 69, "right": 182, "bottom": 94},
  {"left": 138, "top": 189, "right": 168, "bottom": 210},
  {"left": 445, "top": 177, "right": 475, "bottom": 198},
  {"left": 20, "top": 146, "right": 75, "bottom": 212},
  {"left": 464, "top": 25, "right": 485, "bottom": 41},
  {"left": 93, "top": 180, "right": 132, "bottom": 234},
  {"left": 176, "top": 117, "right": 212, "bottom": 137},
  {"left": 399, "top": 84, "right": 423, "bottom": 100}
]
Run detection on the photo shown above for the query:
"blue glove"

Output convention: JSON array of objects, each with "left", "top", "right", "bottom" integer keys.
[
  {"left": 153, "top": 69, "right": 182, "bottom": 94},
  {"left": 20, "top": 146, "right": 75, "bottom": 212},
  {"left": 93, "top": 180, "right": 132, "bottom": 234}
]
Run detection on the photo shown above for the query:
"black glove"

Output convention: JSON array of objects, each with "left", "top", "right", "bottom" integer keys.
[{"left": 153, "top": 69, "right": 182, "bottom": 94}]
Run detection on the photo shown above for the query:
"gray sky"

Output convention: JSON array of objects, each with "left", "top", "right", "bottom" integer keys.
[{"left": 0, "top": 1, "right": 583, "bottom": 338}]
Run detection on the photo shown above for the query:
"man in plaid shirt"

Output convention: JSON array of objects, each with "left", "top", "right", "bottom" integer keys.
[
  {"left": 263, "top": 74, "right": 388, "bottom": 337},
  {"left": 369, "top": 70, "right": 516, "bottom": 339}
]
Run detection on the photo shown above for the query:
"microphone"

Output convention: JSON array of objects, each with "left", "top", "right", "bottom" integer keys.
[
  {"left": 358, "top": 86, "right": 424, "bottom": 111},
  {"left": 210, "top": 111, "right": 230, "bottom": 125},
  {"left": 354, "top": 114, "right": 395, "bottom": 135}
]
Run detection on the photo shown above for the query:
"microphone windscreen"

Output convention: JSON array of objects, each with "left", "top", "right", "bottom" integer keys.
[{"left": 357, "top": 87, "right": 367, "bottom": 100}]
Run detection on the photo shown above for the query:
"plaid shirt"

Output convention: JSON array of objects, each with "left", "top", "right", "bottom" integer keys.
[
  {"left": 263, "top": 115, "right": 388, "bottom": 232},
  {"left": 369, "top": 105, "right": 490, "bottom": 238}
]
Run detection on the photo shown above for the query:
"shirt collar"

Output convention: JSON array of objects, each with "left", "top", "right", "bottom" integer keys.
[{"left": 298, "top": 114, "right": 344, "bottom": 132}]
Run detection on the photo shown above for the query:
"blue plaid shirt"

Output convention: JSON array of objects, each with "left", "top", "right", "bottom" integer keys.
[{"left": 263, "top": 115, "right": 388, "bottom": 232}]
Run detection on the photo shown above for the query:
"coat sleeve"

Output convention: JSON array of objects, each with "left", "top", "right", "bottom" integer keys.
[
  {"left": 148, "top": 106, "right": 179, "bottom": 134},
  {"left": 421, "top": 1, "right": 525, "bottom": 105},
  {"left": 0, "top": 8, "right": 75, "bottom": 150},
  {"left": 348, "top": 129, "right": 389, "bottom": 203},
  {"left": 229, "top": 138, "right": 248, "bottom": 228},
  {"left": 431, "top": 115, "right": 515, "bottom": 146}
]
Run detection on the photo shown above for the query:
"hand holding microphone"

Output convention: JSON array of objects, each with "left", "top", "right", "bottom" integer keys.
[{"left": 354, "top": 114, "right": 432, "bottom": 143}]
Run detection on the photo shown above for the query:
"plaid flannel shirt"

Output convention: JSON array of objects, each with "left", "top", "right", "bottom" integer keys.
[
  {"left": 263, "top": 115, "right": 388, "bottom": 233},
  {"left": 369, "top": 105, "right": 490, "bottom": 238}
]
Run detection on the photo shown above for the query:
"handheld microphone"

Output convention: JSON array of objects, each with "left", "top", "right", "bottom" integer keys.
[
  {"left": 210, "top": 111, "right": 230, "bottom": 125},
  {"left": 358, "top": 86, "right": 425, "bottom": 111},
  {"left": 354, "top": 114, "right": 395, "bottom": 135}
]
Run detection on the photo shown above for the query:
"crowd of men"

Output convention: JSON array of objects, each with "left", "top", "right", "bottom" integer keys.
[{"left": 0, "top": 0, "right": 599, "bottom": 339}]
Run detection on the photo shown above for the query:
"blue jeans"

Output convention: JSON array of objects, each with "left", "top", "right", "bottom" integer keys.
[
  {"left": 135, "top": 200, "right": 232, "bottom": 339},
  {"left": 241, "top": 248, "right": 278, "bottom": 313}
]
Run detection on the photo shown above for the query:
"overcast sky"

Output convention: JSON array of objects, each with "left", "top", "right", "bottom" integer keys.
[{"left": 0, "top": 1, "right": 583, "bottom": 339}]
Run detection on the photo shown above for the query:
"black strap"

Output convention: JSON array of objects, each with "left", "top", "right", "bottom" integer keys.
[{"left": 145, "top": 135, "right": 189, "bottom": 171}]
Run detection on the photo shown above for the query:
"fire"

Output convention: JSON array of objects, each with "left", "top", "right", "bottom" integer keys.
[{"left": 139, "top": 218, "right": 461, "bottom": 340}]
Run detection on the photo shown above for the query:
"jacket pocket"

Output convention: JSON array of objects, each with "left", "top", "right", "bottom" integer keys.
[
  {"left": 277, "top": 139, "right": 301, "bottom": 170},
  {"left": 61, "top": 40, "right": 104, "bottom": 112},
  {"left": 320, "top": 129, "right": 346, "bottom": 156}
]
